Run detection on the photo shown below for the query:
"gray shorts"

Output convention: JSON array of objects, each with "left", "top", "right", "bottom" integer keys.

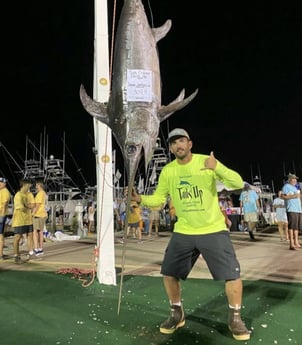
[
  {"left": 0, "top": 216, "right": 7, "bottom": 234},
  {"left": 160, "top": 231, "right": 241, "bottom": 281},
  {"left": 13, "top": 225, "right": 33, "bottom": 235},
  {"left": 287, "top": 212, "right": 302, "bottom": 231},
  {"left": 128, "top": 222, "right": 139, "bottom": 229}
]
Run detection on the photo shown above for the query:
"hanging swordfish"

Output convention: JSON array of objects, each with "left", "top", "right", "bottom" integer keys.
[{"left": 80, "top": 0, "right": 198, "bottom": 187}]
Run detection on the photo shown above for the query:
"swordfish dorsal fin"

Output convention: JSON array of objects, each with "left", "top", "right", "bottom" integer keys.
[
  {"left": 152, "top": 19, "right": 172, "bottom": 42},
  {"left": 158, "top": 88, "right": 199, "bottom": 122},
  {"left": 79, "top": 84, "right": 110, "bottom": 126}
]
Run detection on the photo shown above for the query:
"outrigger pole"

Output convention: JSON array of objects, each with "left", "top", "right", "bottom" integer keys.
[{"left": 93, "top": 0, "right": 116, "bottom": 285}]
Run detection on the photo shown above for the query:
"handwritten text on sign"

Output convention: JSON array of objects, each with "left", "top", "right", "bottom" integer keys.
[{"left": 127, "top": 69, "right": 152, "bottom": 102}]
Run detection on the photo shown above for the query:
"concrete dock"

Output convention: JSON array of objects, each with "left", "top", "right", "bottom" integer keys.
[{"left": 1, "top": 227, "right": 301, "bottom": 284}]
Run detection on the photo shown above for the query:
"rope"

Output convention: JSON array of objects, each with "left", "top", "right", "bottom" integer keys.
[
  {"left": 109, "top": 0, "right": 117, "bottom": 80},
  {"left": 55, "top": 246, "right": 99, "bottom": 287}
]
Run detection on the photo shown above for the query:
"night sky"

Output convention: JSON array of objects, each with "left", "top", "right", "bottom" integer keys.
[{"left": 2, "top": 0, "right": 301, "bottom": 193}]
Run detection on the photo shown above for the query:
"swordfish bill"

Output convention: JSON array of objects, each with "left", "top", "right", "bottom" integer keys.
[{"left": 80, "top": 0, "right": 198, "bottom": 187}]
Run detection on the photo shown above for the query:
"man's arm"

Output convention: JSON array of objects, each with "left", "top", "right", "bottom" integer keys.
[
  {"left": 282, "top": 193, "right": 300, "bottom": 200},
  {"left": 131, "top": 188, "right": 142, "bottom": 204}
]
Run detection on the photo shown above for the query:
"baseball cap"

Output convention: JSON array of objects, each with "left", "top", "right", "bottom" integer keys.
[
  {"left": 0, "top": 177, "right": 7, "bottom": 183},
  {"left": 167, "top": 128, "right": 190, "bottom": 143},
  {"left": 288, "top": 173, "right": 299, "bottom": 180}
]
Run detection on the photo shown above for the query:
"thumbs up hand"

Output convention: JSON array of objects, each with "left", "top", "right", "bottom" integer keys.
[{"left": 202, "top": 151, "right": 217, "bottom": 170}]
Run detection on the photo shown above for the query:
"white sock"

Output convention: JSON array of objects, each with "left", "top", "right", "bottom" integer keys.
[
  {"left": 229, "top": 304, "right": 241, "bottom": 310},
  {"left": 171, "top": 301, "right": 181, "bottom": 306}
]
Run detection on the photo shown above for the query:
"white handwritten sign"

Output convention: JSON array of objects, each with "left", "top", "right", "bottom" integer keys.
[{"left": 126, "top": 69, "right": 152, "bottom": 102}]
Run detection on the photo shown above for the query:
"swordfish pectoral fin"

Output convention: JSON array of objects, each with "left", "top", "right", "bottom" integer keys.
[
  {"left": 158, "top": 88, "right": 199, "bottom": 122},
  {"left": 169, "top": 89, "right": 186, "bottom": 104},
  {"left": 79, "top": 84, "right": 109, "bottom": 125}
]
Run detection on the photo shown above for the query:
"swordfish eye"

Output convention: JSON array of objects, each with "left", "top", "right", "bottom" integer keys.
[{"left": 126, "top": 144, "right": 137, "bottom": 156}]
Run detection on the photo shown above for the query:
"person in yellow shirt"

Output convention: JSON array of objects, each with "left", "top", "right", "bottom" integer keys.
[
  {"left": 0, "top": 177, "right": 11, "bottom": 260},
  {"left": 11, "top": 179, "right": 35, "bottom": 263},
  {"left": 131, "top": 128, "right": 251, "bottom": 340},
  {"left": 32, "top": 180, "right": 48, "bottom": 256},
  {"left": 127, "top": 201, "right": 143, "bottom": 242}
]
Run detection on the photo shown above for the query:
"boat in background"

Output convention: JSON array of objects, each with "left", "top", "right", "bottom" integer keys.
[{"left": 0, "top": 129, "right": 95, "bottom": 231}]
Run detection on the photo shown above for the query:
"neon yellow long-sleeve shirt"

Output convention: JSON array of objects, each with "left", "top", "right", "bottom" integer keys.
[{"left": 141, "top": 154, "right": 244, "bottom": 235}]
